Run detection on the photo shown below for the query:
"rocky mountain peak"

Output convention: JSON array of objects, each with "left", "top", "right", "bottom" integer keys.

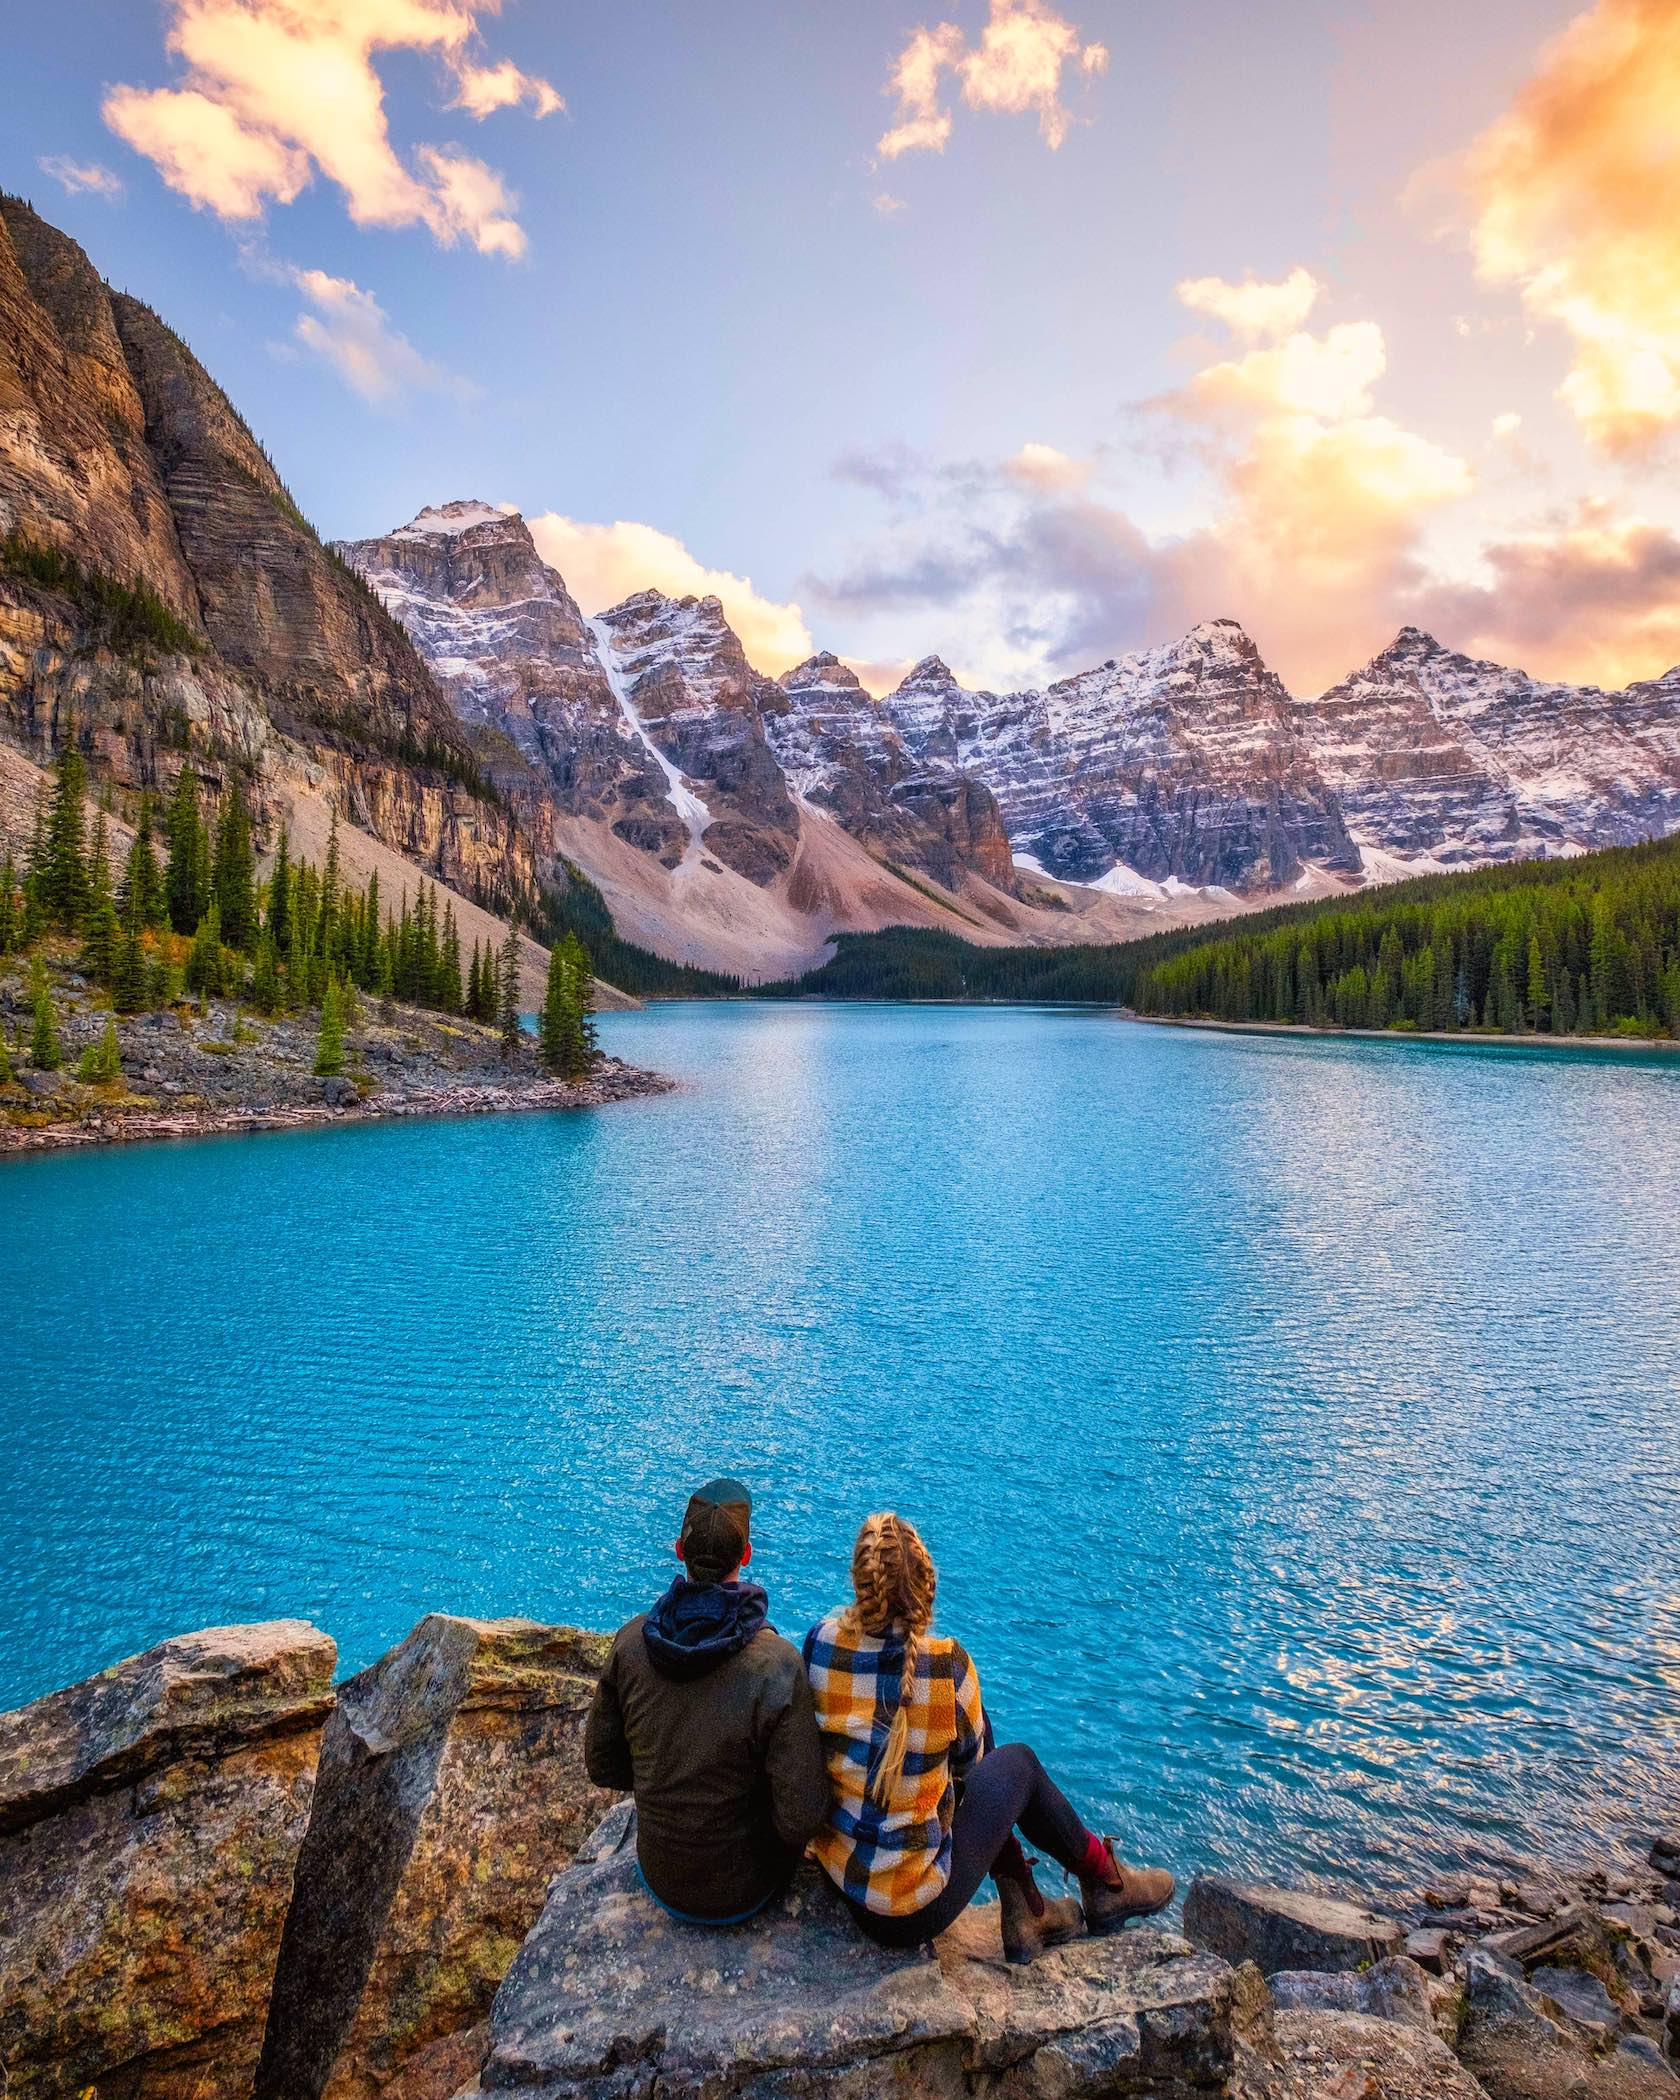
[
  {"left": 390, "top": 498, "right": 519, "bottom": 542},
  {"left": 779, "top": 652, "right": 867, "bottom": 702}
]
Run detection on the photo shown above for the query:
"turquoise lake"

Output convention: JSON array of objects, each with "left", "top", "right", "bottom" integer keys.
[{"left": 4, "top": 1002, "right": 1679, "bottom": 1889}]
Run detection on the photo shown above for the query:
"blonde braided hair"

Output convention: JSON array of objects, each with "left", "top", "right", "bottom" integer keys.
[{"left": 843, "top": 1512, "right": 937, "bottom": 1805}]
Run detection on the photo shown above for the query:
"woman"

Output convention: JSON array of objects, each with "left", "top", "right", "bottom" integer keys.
[{"left": 802, "top": 1511, "right": 1175, "bottom": 1964}]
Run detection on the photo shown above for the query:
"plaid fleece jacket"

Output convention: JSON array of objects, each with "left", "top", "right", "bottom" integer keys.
[{"left": 801, "top": 1611, "right": 985, "bottom": 1916}]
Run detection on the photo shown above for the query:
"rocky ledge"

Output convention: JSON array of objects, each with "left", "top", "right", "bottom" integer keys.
[
  {"left": 0, "top": 958, "right": 671, "bottom": 1154},
  {"left": 2, "top": 1621, "right": 1677, "bottom": 2100}
]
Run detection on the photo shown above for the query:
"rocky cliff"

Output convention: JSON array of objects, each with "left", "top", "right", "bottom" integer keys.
[
  {"left": 4, "top": 1622, "right": 1677, "bottom": 2100},
  {"left": 0, "top": 200, "right": 541, "bottom": 917}
]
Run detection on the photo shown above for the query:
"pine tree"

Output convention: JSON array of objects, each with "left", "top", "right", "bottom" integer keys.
[
  {"left": 41, "top": 734, "right": 91, "bottom": 931},
  {"left": 538, "top": 940, "right": 570, "bottom": 1074},
  {"left": 87, "top": 804, "right": 113, "bottom": 919},
  {"left": 80, "top": 895, "right": 121, "bottom": 984},
  {"left": 112, "top": 922, "right": 148, "bottom": 1012},
  {"left": 29, "top": 958, "right": 61, "bottom": 1069},
  {"left": 0, "top": 849, "right": 21, "bottom": 955},
  {"left": 318, "top": 810, "right": 341, "bottom": 957},
  {"left": 314, "top": 974, "right": 346, "bottom": 1077},
  {"left": 561, "top": 932, "right": 597, "bottom": 1073},
  {"left": 119, "top": 798, "right": 168, "bottom": 930},
  {"left": 267, "top": 825, "right": 293, "bottom": 951},
  {"left": 466, "top": 940, "right": 482, "bottom": 1021},
  {"left": 77, "top": 1016, "right": 122, "bottom": 1086},
  {"left": 251, "top": 932, "right": 281, "bottom": 1013},
  {"left": 497, "top": 924, "right": 521, "bottom": 1056},
  {"left": 186, "top": 901, "right": 225, "bottom": 998},
  {"left": 164, "top": 767, "right": 211, "bottom": 934},
  {"left": 212, "top": 780, "right": 257, "bottom": 952}
]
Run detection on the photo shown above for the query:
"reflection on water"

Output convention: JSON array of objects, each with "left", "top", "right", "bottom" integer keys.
[{"left": 3, "top": 1004, "right": 1678, "bottom": 1888}]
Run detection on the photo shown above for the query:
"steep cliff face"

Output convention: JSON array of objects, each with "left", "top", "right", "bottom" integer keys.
[
  {"left": 0, "top": 200, "right": 538, "bottom": 910},
  {"left": 771, "top": 652, "right": 1015, "bottom": 891},
  {"left": 337, "top": 502, "right": 678, "bottom": 861},
  {"left": 885, "top": 623, "right": 1359, "bottom": 892},
  {"left": 1295, "top": 628, "right": 1680, "bottom": 865}
]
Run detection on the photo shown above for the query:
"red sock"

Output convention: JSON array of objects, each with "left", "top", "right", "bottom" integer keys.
[{"left": 1080, "top": 1831, "right": 1115, "bottom": 1881}]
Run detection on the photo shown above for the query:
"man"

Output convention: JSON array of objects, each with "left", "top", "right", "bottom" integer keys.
[{"left": 584, "top": 1475, "right": 830, "bottom": 1923}]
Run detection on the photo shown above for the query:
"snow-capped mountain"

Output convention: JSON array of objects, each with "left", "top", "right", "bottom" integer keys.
[
  {"left": 772, "top": 653, "right": 1014, "bottom": 891},
  {"left": 1293, "top": 627, "right": 1680, "bottom": 865},
  {"left": 883, "top": 621, "right": 1360, "bottom": 891},
  {"left": 337, "top": 501, "right": 679, "bottom": 854}
]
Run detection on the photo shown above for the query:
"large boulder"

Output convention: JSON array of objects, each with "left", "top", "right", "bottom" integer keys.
[
  {"left": 1266, "top": 1954, "right": 1443, "bottom": 2038},
  {"left": 255, "top": 1614, "right": 613, "bottom": 2100},
  {"left": 1182, "top": 1874, "right": 1403, "bottom": 1978},
  {"left": 1238, "top": 2008, "right": 1491, "bottom": 2100},
  {"left": 472, "top": 1801, "right": 1237, "bottom": 2097},
  {"left": 0, "top": 1620, "right": 336, "bottom": 2100}
]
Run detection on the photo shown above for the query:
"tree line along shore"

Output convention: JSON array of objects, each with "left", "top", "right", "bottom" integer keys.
[{"left": 0, "top": 733, "right": 626, "bottom": 1146}]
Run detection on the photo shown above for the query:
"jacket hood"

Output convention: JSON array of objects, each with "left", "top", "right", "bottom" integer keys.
[{"left": 643, "top": 1576, "right": 769, "bottom": 1681}]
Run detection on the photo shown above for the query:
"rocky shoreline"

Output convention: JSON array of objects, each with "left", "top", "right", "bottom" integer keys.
[
  {"left": 2, "top": 1616, "right": 1675, "bottom": 2100},
  {"left": 0, "top": 956, "right": 672, "bottom": 1155}
]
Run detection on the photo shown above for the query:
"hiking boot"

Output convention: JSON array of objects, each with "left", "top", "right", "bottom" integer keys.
[
  {"left": 997, "top": 1872, "right": 1086, "bottom": 1965},
  {"left": 1079, "top": 1838, "right": 1176, "bottom": 1935}
]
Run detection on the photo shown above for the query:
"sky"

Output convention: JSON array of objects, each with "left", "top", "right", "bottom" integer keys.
[{"left": 9, "top": 0, "right": 1680, "bottom": 696}]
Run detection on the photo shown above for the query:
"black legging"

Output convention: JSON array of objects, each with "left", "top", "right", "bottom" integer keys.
[{"left": 847, "top": 1739, "right": 1089, "bottom": 1949}]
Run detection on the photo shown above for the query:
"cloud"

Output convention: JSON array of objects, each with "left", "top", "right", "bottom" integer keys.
[
  {"left": 527, "top": 514, "right": 817, "bottom": 674},
  {"left": 36, "top": 155, "right": 125, "bottom": 201},
  {"left": 103, "top": 0, "right": 560, "bottom": 257},
  {"left": 1177, "top": 265, "right": 1318, "bottom": 341},
  {"left": 872, "top": 191, "right": 908, "bottom": 218},
  {"left": 807, "top": 269, "right": 1476, "bottom": 694},
  {"left": 878, "top": 0, "right": 1107, "bottom": 159},
  {"left": 1410, "top": 503, "right": 1680, "bottom": 688},
  {"left": 1003, "top": 442, "right": 1091, "bottom": 492},
  {"left": 1463, "top": 0, "right": 1680, "bottom": 453},
  {"left": 285, "top": 265, "right": 477, "bottom": 407}
]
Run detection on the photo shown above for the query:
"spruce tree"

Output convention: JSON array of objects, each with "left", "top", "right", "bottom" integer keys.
[
  {"left": 538, "top": 941, "right": 570, "bottom": 1074},
  {"left": 497, "top": 924, "right": 521, "bottom": 1056},
  {"left": 41, "top": 735, "right": 91, "bottom": 931},
  {"left": 119, "top": 799, "right": 167, "bottom": 930},
  {"left": 466, "top": 941, "right": 482, "bottom": 1020},
  {"left": 164, "top": 767, "right": 211, "bottom": 934},
  {"left": 213, "top": 780, "right": 257, "bottom": 952},
  {"left": 252, "top": 932, "right": 281, "bottom": 1014},
  {"left": 112, "top": 922, "right": 148, "bottom": 1013},
  {"left": 314, "top": 974, "right": 346, "bottom": 1077},
  {"left": 563, "top": 933, "right": 598, "bottom": 1068},
  {"left": 0, "top": 849, "right": 20, "bottom": 954},
  {"left": 318, "top": 811, "right": 341, "bottom": 958},
  {"left": 29, "top": 958, "right": 61, "bottom": 1070},
  {"left": 77, "top": 1016, "right": 122, "bottom": 1086},
  {"left": 267, "top": 825, "right": 293, "bottom": 951},
  {"left": 80, "top": 895, "right": 121, "bottom": 985},
  {"left": 186, "top": 901, "right": 224, "bottom": 998}
]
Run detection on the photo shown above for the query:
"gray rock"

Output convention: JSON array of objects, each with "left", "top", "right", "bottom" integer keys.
[
  {"left": 255, "top": 1616, "right": 612, "bottom": 2100},
  {"left": 1407, "top": 1924, "right": 1454, "bottom": 1972},
  {"left": 1666, "top": 1973, "right": 1680, "bottom": 2061},
  {"left": 1182, "top": 1873, "right": 1403, "bottom": 1977},
  {"left": 477, "top": 1802, "right": 1236, "bottom": 2098},
  {"left": 21, "top": 1068, "right": 57, "bottom": 1095},
  {"left": 1531, "top": 1964, "right": 1623, "bottom": 2039},
  {"left": 0, "top": 1621, "right": 336, "bottom": 2100},
  {"left": 1653, "top": 1834, "right": 1680, "bottom": 1881},
  {"left": 320, "top": 1074, "right": 359, "bottom": 1107},
  {"left": 1268, "top": 1954, "right": 1438, "bottom": 2035},
  {"left": 1240, "top": 2009, "right": 1491, "bottom": 2100}
]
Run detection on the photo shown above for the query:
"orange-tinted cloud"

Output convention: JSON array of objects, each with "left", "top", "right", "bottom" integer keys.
[
  {"left": 104, "top": 0, "right": 560, "bottom": 257},
  {"left": 37, "top": 155, "right": 125, "bottom": 201},
  {"left": 1465, "top": 0, "right": 1680, "bottom": 453},
  {"left": 1413, "top": 504, "right": 1680, "bottom": 688},
  {"left": 878, "top": 0, "right": 1107, "bottom": 159},
  {"left": 527, "top": 513, "right": 817, "bottom": 674}
]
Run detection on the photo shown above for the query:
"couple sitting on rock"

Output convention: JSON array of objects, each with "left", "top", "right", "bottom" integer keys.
[{"left": 583, "top": 1475, "right": 1174, "bottom": 1965}]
